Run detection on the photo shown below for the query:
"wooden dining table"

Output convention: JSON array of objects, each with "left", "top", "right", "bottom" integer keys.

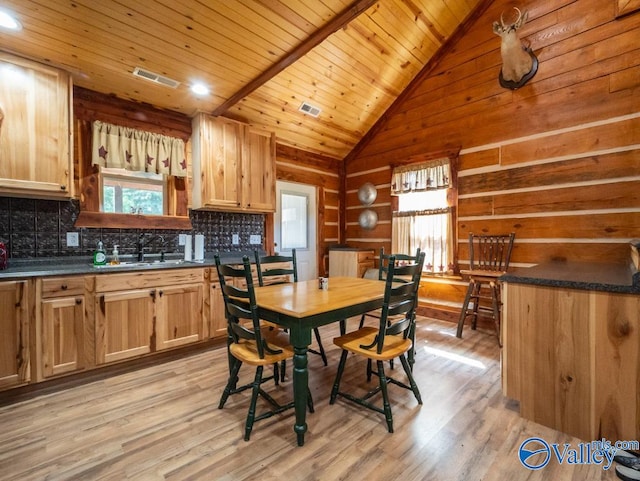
[{"left": 253, "top": 276, "right": 388, "bottom": 446}]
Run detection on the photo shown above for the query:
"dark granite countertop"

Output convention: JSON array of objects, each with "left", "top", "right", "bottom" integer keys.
[
  {"left": 500, "top": 261, "right": 640, "bottom": 294},
  {"left": 0, "top": 251, "right": 264, "bottom": 281}
]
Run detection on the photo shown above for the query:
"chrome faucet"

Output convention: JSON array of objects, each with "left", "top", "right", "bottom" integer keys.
[{"left": 137, "top": 234, "right": 165, "bottom": 262}]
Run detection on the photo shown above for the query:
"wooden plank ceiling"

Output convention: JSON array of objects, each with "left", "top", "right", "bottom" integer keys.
[{"left": 0, "top": 0, "right": 482, "bottom": 160}]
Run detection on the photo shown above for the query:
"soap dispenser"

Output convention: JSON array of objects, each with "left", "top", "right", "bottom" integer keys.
[
  {"left": 93, "top": 241, "right": 107, "bottom": 266},
  {"left": 110, "top": 244, "right": 120, "bottom": 265}
]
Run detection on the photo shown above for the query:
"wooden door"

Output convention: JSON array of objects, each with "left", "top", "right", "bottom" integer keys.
[
  {"left": 0, "top": 52, "right": 72, "bottom": 198},
  {"left": 41, "top": 296, "right": 85, "bottom": 377},
  {"left": 208, "top": 280, "right": 227, "bottom": 339},
  {"left": 242, "top": 126, "right": 276, "bottom": 212},
  {"left": 95, "top": 289, "right": 154, "bottom": 364},
  {"left": 0, "top": 281, "right": 29, "bottom": 389},
  {"left": 156, "top": 283, "right": 205, "bottom": 350}
]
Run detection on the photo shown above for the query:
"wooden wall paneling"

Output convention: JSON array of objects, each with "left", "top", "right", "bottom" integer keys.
[
  {"left": 460, "top": 180, "right": 640, "bottom": 219},
  {"left": 73, "top": 87, "right": 192, "bottom": 139},
  {"left": 324, "top": 207, "right": 339, "bottom": 224},
  {"left": 500, "top": 117, "right": 640, "bottom": 166},
  {"left": 611, "top": 64, "right": 640, "bottom": 92},
  {"left": 459, "top": 149, "right": 500, "bottom": 171},
  {"left": 458, "top": 212, "right": 640, "bottom": 240},
  {"left": 275, "top": 162, "right": 340, "bottom": 189},
  {"left": 346, "top": 222, "right": 392, "bottom": 241},
  {"left": 491, "top": 181, "right": 640, "bottom": 215},
  {"left": 458, "top": 240, "right": 632, "bottom": 266},
  {"left": 457, "top": 196, "right": 493, "bottom": 217},
  {"left": 458, "top": 150, "right": 640, "bottom": 195}
]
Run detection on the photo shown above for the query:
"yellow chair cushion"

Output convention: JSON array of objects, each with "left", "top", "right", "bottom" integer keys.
[{"left": 333, "top": 327, "right": 412, "bottom": 361}]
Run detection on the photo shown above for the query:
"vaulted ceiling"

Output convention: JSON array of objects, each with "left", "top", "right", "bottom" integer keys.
[{"left": 0, "top": 0, "right": 483, "bottom": 159}]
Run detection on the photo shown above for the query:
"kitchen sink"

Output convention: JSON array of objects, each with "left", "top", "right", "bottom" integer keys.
[{"left": 92, "top": 259, "right": 186, "bottom": 269}]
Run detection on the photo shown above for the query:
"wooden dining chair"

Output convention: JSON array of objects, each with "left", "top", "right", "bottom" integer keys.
[
  {"left": 214, "top": 254, "right": 314, "bottom": 441},
  {"left": 254, "top": 249, "right": 328, "bottom": 370},
  {"left": 330, "top": 252, "right": 425, "bottom": 433},
  {"left": 358, "top": 247, "right": 422, "bottom": 329},
  {"left": 455, "top": 233, "right": 515, "bottom": 346}
]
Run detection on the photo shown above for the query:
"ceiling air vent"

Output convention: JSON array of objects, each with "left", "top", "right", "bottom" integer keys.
[
  {"left": 132, "top": 67, "right": 180, "bottom": 89},
  {"left": 299, "top": 101, "right": 321, "bottom": 118}
]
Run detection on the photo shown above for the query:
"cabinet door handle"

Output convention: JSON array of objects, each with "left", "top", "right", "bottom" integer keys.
[
  {"left": 61, "top": 284, "right": 68, "bottom": 290},
  {"left": 158, "top": 290, "right": 163, "bottom": 297},
  {"left": 75, "top": 298, "right": 82, "bottom": 305}
]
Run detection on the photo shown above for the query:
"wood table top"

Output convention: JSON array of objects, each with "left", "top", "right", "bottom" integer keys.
[{"left": 253, "top": 276, "right": 387, "bottom": 319}]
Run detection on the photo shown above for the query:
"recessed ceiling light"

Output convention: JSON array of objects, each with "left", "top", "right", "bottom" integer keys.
[
  {"left": 191, "top": 83, "right": 209, "bottom": 96},
  {"left": 0, "top": 10, "right": 22, "bottom": 31}
]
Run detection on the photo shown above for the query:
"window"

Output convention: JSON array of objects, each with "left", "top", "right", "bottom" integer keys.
[
  {"left": 280, "top": 192, "right": 308, "bottom": 249},
  {"left": 391, "top": 157, "right": 456, "bottom": 274},
  {"left": 101, "top": 167, "right": 165, "bottom": 215}
]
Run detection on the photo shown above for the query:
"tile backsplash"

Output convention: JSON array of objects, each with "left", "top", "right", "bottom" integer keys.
[{"left": 0, "top": 196, "right": 264, "bottom": 259}]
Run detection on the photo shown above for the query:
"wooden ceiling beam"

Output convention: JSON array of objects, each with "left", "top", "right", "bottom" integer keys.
[{"left": 211, "top": 0, "right": 379, "bottom": 117}]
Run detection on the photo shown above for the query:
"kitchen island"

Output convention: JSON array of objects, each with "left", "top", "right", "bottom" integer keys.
[{"left": 500, "top": 259, "right": 640, "bottom": 442}]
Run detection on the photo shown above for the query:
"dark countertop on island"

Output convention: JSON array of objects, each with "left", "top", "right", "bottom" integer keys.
[
  {"left": 0, "top": 251, "right": 264, "bottom": 281},
  {"left": 500, "top": 261, "right": 640, "bottom": 294}
]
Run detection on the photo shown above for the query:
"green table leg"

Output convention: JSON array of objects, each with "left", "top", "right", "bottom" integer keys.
[{"left": 290, "top": 325, "right": 312, "bottom": 446}]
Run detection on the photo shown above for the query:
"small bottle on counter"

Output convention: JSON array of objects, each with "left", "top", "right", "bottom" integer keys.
[
  {"left": 110, "top": 244, "right": 120, "bottom": 265},
  {"left": 93, "top": 241, "right": 107, "bottom": 266}
]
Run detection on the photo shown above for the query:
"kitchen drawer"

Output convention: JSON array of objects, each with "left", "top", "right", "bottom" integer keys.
[
  {"left": 41, "top": 276, "right": 85, "bottom": 298},
  {"left": 95, "top": 268, "right": 204, "bottom": 292}
]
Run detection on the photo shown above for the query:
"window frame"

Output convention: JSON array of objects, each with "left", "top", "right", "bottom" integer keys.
[
  {"left": 100, "top": 167, "right": 167, "bottom": 215},
  {"left": 390, "top": 150, "right": 459, "bottom": 275}
]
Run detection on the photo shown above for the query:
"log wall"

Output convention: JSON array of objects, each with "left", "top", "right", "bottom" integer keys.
[{"left": 344, "top": 0, "right": 640, "bottom": 314}]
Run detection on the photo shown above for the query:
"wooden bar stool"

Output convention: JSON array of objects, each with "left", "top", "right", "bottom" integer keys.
[{"left": 456, "top": 233, "right": 515, "bottom": 346}]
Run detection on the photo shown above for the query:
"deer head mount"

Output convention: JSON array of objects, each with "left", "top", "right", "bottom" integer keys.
[{"left": 493, "top": 7, "right": 538, "bottom": 90}]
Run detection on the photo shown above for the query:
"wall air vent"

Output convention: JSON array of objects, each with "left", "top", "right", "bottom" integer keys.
[
  {"left": 132, "top": 67, "right": 180, "bottom": 89},
  {"left": 299, "top": 101, "right": 321, "bottom": 118}
]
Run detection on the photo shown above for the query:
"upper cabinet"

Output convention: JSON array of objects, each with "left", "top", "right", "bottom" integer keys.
[
  {"left": 191, "top": 113, "right": 275, "bottom": 212},
  {"left": 0, "top": 53, "right": 73, "bottom": 199}
]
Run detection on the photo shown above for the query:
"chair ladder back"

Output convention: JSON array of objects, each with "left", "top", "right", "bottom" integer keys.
[
  {"left": 254, "top": 249, "right": 297, "bottom": 286},
  {"left": 378, "top": 247, "right": 422, "bottom": 281},
  {"left": 370, "top": 253, "right": 425, "bottom": 354},
  {"left": 469, "top": 233, "right": 515, "bottom": 272},
  {"left": 214, "top": 254, "right": 271, "bottom": 359}
]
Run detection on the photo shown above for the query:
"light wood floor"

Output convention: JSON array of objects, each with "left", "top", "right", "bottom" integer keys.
[{"left": 0, "top": 318, "right": 618, "bottom": 481}]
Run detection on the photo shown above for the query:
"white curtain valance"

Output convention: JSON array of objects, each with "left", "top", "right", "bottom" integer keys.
[
  {"left": 390, "top": 157, "right": 450, "bottom": 195},
  {"left": 91, "top": 120, "right": 187, "bottom": 177}
]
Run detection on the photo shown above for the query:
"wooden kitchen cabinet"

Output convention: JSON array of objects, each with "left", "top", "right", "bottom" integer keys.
[
  {"left": 191, "top": 114, "right": 276, "bottom": 212},
  {"left": 241, "top": 126, "right": 276, "bottom": 211},
  {"left": 329, "top": 249, "right": 375, "bottom": 278},
  {"left": 95, "top": 268, "right": 205, "bottom": 364},
  {"left": 0, "top": 280, "right": 29, "bottom": 389},
  {"left": 37, "top": 276, "right": 89, "bottom": 379},
  {"left": 0, "top": 52, "right": 73, "bottom": 199},
  {"left": 502, "top": 282, "right": 640, "bottom": 442},
  {"left": 155, "top": 282, "right": 205, "bottom": 350},
  {"left": 206, "top": 269, "right": 227, "bottom": 339}
]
